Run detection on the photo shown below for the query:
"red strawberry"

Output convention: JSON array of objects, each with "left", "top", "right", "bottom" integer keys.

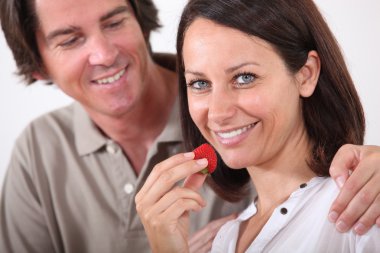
[{"left": 193, "top": 143, "right": 218, "bottom": 174}]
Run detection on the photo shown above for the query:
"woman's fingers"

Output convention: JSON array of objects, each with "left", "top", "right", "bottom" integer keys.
[
  {"left": 137, "top": 152, "right": 195, "bottom": 198},
  {"left": 142, "top": 186, "right": 206, "bottom": 220},
  {"left": 145, "top": 197, "right": 204, "bottom": 234},
  {"left": 183, "top": 171, "right": 207, "bottom": 191},
  {"left": 139, "top": 158, "right": 208, "bottom": 206}
]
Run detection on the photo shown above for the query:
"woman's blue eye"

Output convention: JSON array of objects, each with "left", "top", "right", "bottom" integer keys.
[
  {"left": 236, "top": 73, "right": 255, "bottom": 85},
  {"left": 190, "top": 80, "right": 210, "bottom": 90}
]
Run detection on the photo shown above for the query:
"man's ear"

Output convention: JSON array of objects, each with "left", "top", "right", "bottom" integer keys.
[
  {"left": 296, "top": 50, "right": 321, "bottom": 98},
  {"left": 32, "top": 72, "right": 45, "bottom": 80}
]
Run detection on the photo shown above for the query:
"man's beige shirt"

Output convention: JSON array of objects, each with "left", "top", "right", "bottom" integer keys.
[{"left": 0, "top": 99, "right": 250, "bottom": 253}]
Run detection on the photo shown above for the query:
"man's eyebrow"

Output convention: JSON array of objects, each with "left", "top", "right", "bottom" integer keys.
[
  {"left": 45, "top": 6, "right": 130, "bottom": 43},
  {"left": 46, "top": 26, "right": 79, "bottom": 43},
  {"left": 100, "top": 5, "right": 129, "bottom": 22}
]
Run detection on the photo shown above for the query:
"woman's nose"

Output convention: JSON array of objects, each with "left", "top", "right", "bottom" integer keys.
[{"left": 207, "top": 87, "right": 236, "bottom": 124}]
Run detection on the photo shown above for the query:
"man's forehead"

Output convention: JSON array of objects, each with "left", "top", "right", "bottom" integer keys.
[{"left": 35, "top": 0, "right": 131, "bottom": 32}]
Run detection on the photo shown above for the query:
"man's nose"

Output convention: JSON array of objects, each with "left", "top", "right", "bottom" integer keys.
[{"left": 88, "top": 34, "right": 118, "bottom": 66}]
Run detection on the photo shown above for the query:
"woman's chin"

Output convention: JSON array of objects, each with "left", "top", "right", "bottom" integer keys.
[{"left": 223, "top": 160, "right": 249, "bottom": 170}]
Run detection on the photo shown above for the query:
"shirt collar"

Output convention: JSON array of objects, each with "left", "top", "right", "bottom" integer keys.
[
  {"left": 73, "top": 97, "right": 183, "bottom": 156},
  {"left": 73, "top": 102, "right": 108, "bottom": 156},
  {"left": 236, "top": 177, "right": 327, "bottom": 222},
  {"left": 155, "top": 97, "right": 182, "bottom": 143}
]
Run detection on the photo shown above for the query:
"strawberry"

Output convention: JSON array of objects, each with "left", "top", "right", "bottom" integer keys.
[{"left": 193, "top": 143, "right": 218, "bottom": 174}]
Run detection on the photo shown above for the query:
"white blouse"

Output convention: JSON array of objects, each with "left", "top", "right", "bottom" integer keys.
[{"left": 211, "top": 177, "right": 380, "bottom": 253}]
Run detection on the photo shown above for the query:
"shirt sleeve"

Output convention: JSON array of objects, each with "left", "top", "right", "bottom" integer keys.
[{"left": 0, "top": 130, "right": 56, "bottom": 253}]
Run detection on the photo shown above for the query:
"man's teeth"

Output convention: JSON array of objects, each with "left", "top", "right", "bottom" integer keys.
[
  {"left": 217, "top": 123, "right": 255, "bottom": 139},
  {"left": 95, "top": 69, "right": 125, "bottom": 84}
]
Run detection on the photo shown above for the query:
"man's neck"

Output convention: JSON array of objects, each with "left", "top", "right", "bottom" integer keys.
[{"left": 86, "top": 62, "right": 177, "bottom": 175}]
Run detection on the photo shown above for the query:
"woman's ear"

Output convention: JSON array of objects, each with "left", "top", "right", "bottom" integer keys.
[{"left": 296, "top": 50, "right": 321, "bottom": 98}]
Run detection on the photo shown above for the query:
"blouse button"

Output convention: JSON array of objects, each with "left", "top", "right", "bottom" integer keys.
[
  {"left": 300, "top": 183, "right": 307, "bottom": 188},
  {"left": 280, "top": 207, "right": 288, "bottom": 215}
]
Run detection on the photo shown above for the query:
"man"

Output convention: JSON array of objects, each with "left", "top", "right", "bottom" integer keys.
[{"left": 0, "top": 0, "right": 379, "bottom": 252}]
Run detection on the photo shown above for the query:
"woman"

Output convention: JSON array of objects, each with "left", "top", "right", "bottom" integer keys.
[{"left": 136, "top": 0, "right": 380, "bottom": 252}]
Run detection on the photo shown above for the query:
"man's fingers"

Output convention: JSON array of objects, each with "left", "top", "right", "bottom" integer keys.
[
  {"left": 329, "top": 161, "right": 373, "bottom": 223},
  {"left": 352, "top": 193, "right": 380, "bottom": 235},
  {"left": 329, "top": 144, "right": 360, "bottom": 188},
  {"left": 188, "top": 213, "right": 237, "bottom": 253},
  {"left": 329, "top": 162, "right": 380, "bottom": 233}
]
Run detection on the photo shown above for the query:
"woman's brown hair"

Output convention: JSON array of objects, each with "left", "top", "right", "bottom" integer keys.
[{"left": 176, "top": 0, "right": 365, "bottom": 202}]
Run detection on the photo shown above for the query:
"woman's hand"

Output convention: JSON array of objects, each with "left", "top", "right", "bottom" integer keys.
[
  {"left": 329, "top": 144, "right": 380, "bottom": 235},
  {"left": 135, "top": 152, "right": 208, "bottom": 253}
]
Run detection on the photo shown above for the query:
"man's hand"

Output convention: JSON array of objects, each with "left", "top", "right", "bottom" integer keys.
[
  {"left": 329, "top": 144, "right": 380, "bottom": 235},
  {"left": 188, "top": 214, "right": 237, "bottom": 253}
]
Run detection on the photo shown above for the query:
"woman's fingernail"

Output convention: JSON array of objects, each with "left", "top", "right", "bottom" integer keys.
[
  {"left": 336, "top": 176, "right": 346, "bottom": 188},
  {"left": 196, "top": 158, "right": 208, "bottom": 166},
  {"left": 354, "top": 223, "right": 366, "bottom": 235},
  {"left": 328, "top": 211, "right": 338, "bottom": 222},
  {"left": 336, "top": 220, "right": 348, "bottom": 232},
  {"left": 184, "top": 152, "right": 194, "bottom": 158}
]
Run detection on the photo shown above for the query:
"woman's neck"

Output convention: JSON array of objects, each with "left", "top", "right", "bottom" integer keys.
[
  {"left": 247, "top": 127, "right": 316, "bottom": 213},
  {"left": 236, "top": 134, "right": 316, "bottom": 253}
]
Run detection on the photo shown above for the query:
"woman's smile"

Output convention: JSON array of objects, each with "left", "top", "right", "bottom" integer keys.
[{"left": 213, "top": 122, "right": 258, "bottom": 145}]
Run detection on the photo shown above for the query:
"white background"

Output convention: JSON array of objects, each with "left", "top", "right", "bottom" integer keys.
[{"left": 1, "top": 0, "right": 379, "bottom": 187}]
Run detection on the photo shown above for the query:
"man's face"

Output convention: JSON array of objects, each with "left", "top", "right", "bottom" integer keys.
[{"left": 35, "top": 0, "right": 152, "bottom": 118}]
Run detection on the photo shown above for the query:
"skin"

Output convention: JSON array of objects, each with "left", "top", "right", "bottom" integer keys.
[
  {"left": 33, "top": 0, "right": 226, "bottom": 251},
  {"left": 135, "top": 17, "right": 380, "bottom": 253},
  {"left": 185, "top": 18, "right": 320, "bottom": 252},
  {"left": 185, "top": 20, "right": 316, "bottom": 172},
  {"left": 34, "top": 0, "right": 177, "bottom": 173},
  {"left": 30, "top": 0, "right": 380, "bottom": 251},
  {"left": 35, "top": 0, "right": 151, "bottom": 119}
]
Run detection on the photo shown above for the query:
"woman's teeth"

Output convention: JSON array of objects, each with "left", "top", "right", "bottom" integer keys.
[
  {"left": 95, "top": 69, "right": 125, "bottom": 84},
  {"left": 217, "top": 123, "right": 255, "bottom": 139}
]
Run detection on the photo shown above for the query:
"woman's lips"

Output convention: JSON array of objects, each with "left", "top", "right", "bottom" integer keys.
[{"left": 213, "top": 122, "right": 258, "bottom": 145}]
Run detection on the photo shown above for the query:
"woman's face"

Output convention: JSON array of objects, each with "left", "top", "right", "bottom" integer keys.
[{"left": 183, "top": 18, "right": 311, "bottom": 169}]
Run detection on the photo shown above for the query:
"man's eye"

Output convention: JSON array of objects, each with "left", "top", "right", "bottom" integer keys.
[
  {"left": 58, "top": 36, "right": 81, "bottom": 48},
  {"left": 105, "top": 18, "right": 126, "bottom": 29}
]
